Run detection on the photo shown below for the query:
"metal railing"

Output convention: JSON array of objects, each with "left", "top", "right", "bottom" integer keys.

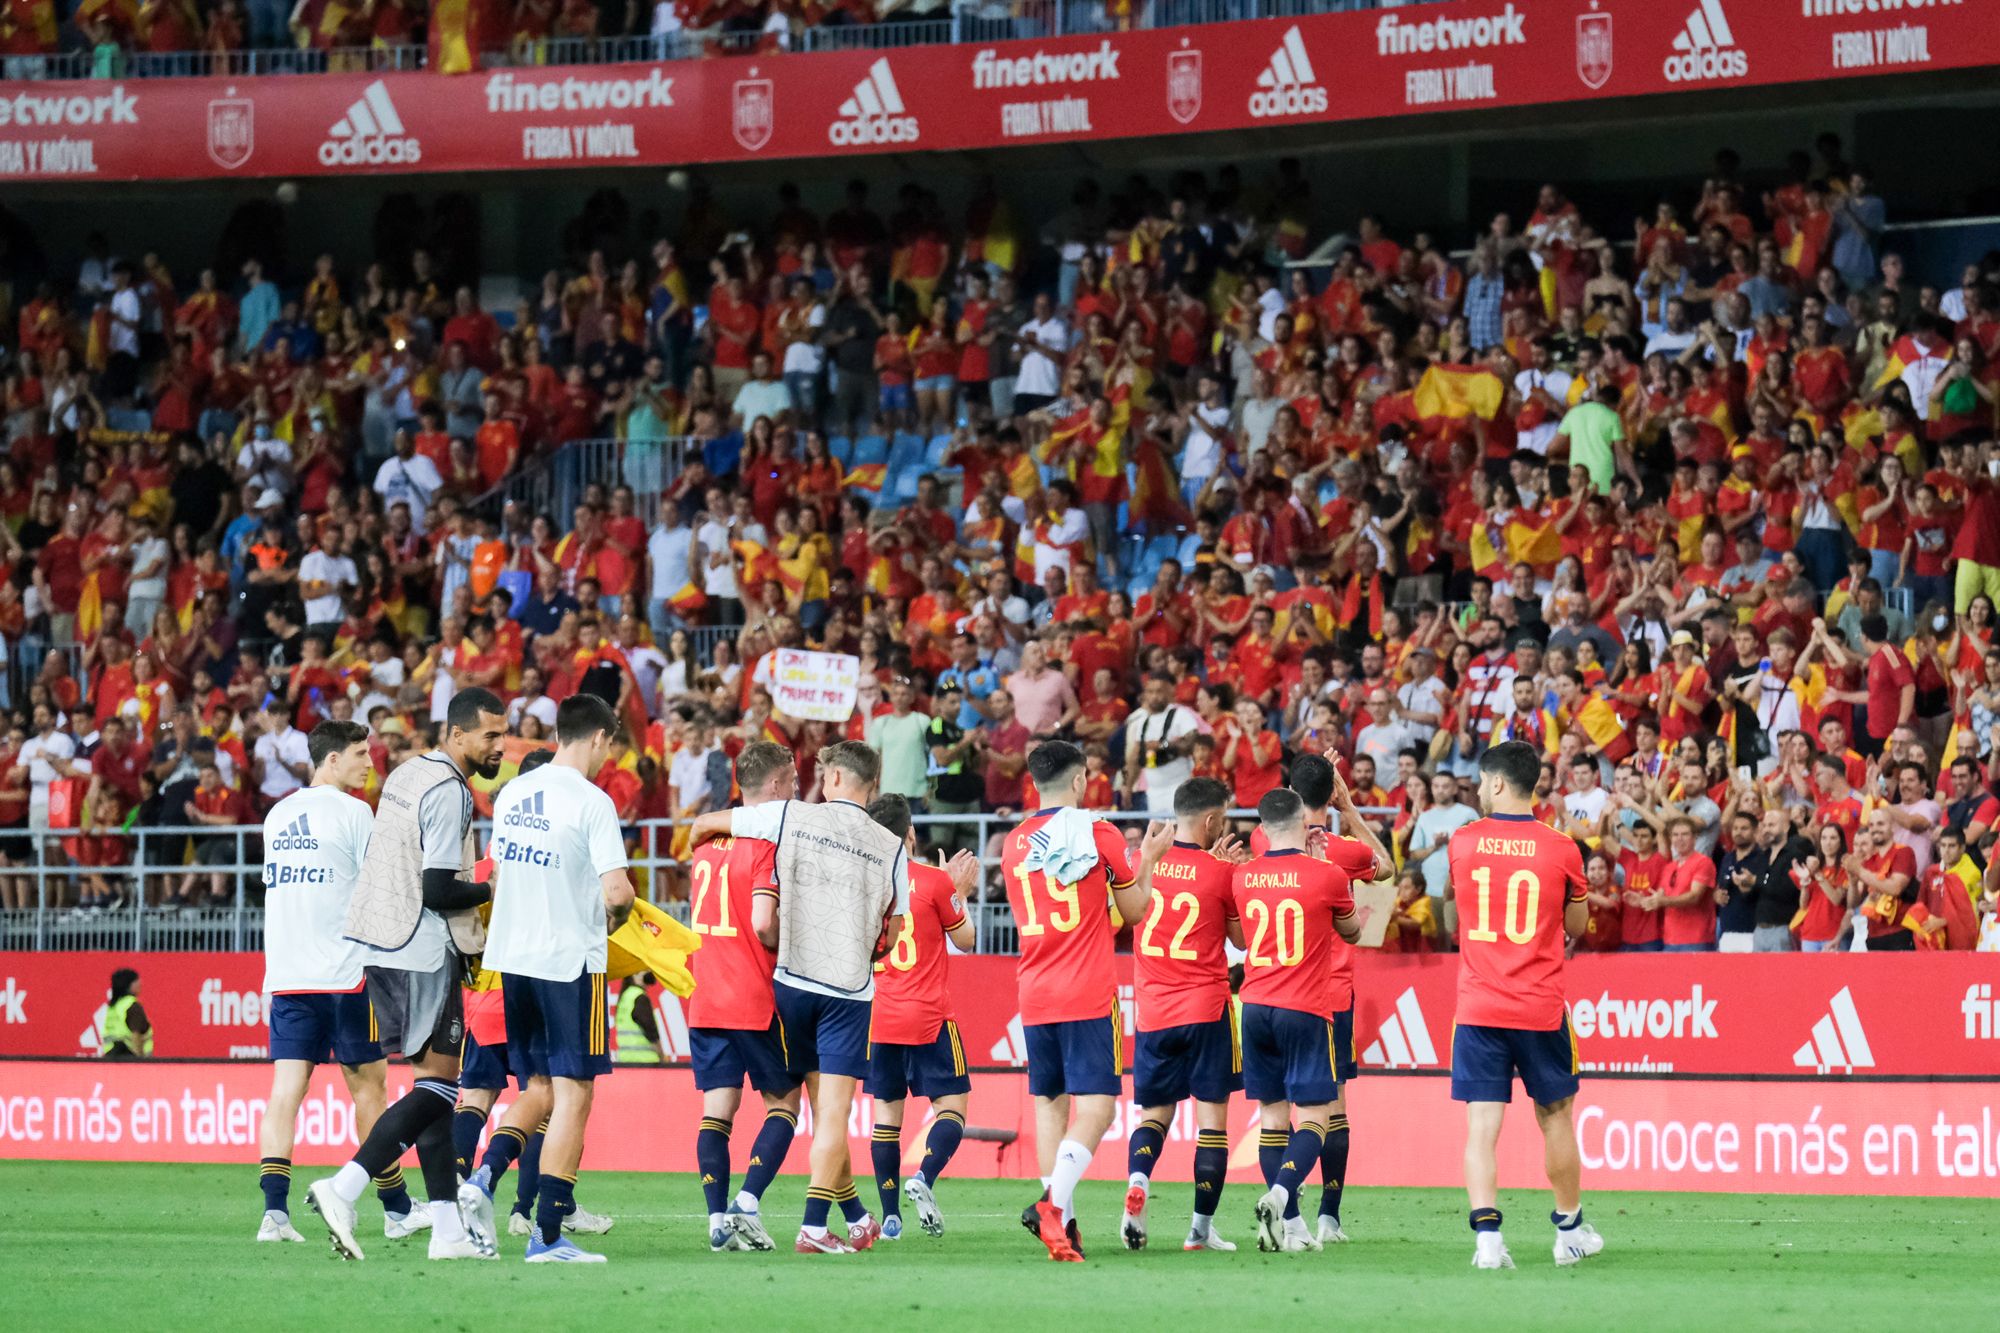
[
  {"left": 469, "top": 435, "right": 692, "bottom": 530},
  {"left": 3, "top": 0, "right": 1434, "bottom": 84},
  {"left": 0, "top": 807, "right": 1390, "bottom": 955}
]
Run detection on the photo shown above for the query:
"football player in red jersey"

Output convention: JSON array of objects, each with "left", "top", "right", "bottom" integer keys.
[
  {"left": 1121, "top": 776, "right": 1249, "bottom": 1253},
  {"left": 1447, "top": 740, "right": 1604, "bottom": 1271},
  {"left": 1229, "top": 787, "right": 1360, "bottom": 1253},
  {"left": 862, "top": 794, "right": 981, "bottom": 1241},
  {"left": 1000, "top": 740, "right": 1160, "bottom": 1262},
  {"left": 684, "top": 741, "right": 803, "bottom": 1254},
  {"left": 1248, "top": 754, "right": 1391, "bottom": 1243}
]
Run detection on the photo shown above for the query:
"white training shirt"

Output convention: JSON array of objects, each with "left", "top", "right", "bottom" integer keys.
[
  {"left": 481, "top": 764, "right": 629, "bottom": 982},
  {"left": 262, "top": 785, "right": 374, "bottom": 993}
]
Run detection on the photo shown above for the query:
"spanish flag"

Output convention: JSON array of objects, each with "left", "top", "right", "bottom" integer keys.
[
  {"left": 606, "top": 898, "right": 701, "bottom": 993},
  {"left": 1413, "top": 362, "right": 1505, "bottom": 423},
  {"left": 732, "top": 538, "right": 780, "bottom": 595},
  {"left": 428, "top": 0, "right": 488, "bottom": 73},
  {"left": 666, "top": 582, "right": 707, "bottom": 616},
  {"left": 1871, "top": 333, "right": 1937, "bottom": 392},
  {"left": 1569, "top": 693, "right": 1632, "bottom": 762},
  {"left": 845, "top": 462, "right": 887, "bottom": 493},
  {"left": 1130, "top": 434, "right": 1191, "bottom": 530}
]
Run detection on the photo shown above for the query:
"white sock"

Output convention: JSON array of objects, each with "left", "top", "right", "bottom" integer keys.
[
  {"left": 803, "top": 1223, "right": 828, "bottom": 1239},
  {"left": 429, "top": 1200, "right": 468, "bottom": 1242},
  {"left": 1039, "top": 1175, "right": 1052, "bottom": 1191},
  {"left": 1128, "top": 1172, "right": 1149, "bottom": 1193},
  {"left": 1556, "top": 1208, "right": 1582, "bottom": 1229},
  {"left": 331, "top": 1161, "right": 371, "bottom": 1205},
  {"left": 1049, "top": 1139, "right": 1091, "bottom": 1215},
  {"left": 734, "top": 1190, "right": 760, "bottom": 1213},
  {"left": 1189, "top": 1213, "right": 1211, "bottom": 1238},
  {"left": 709, "top": 1211, "right": 726, "bottom": 1229}
]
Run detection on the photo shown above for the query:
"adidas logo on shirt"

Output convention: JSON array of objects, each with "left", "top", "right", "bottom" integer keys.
[
  {"left": 1663, "top": 0, "right": 1748, "bottom": 82},
  {"left": 1793, "top": 986, "right": 1874, "bottom": 1074},
  {"left": 1359, "top": 987, "right": 1439, "bottom": 1068},
  {"left": 502, "top": 788, "right": 552, "bottom": 832},
  {"left": 828, "top": 58, "right": 918, "bottom": 146},
  {"left": 320, "top": 79, "right": 422, "bottom": 167},
  {"left": 268, "top": 813, "right": 318, "bottom": 852},
  {"left": 1248, "top": 26, "right": 1328, "bottom": 118}
]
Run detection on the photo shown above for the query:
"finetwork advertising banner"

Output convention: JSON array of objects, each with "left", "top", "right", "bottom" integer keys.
[
  {"left": 2, "top": 0, "right": 1996, "bottom": 181},
  {"left": 4, "top": 951, "right": 1998, "bottom": 1079}
]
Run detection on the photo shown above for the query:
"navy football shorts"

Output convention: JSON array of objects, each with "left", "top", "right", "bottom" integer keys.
[
  {"left": 501, "top": 970, "right": 612, "bottom": 1081},
  {"left": 774, "top": 980, "right": 871, "bottom": 1081},
  {"left": 1239, "top": 1002, "right": 1338, "bottom": 1106},
  {"left": 459, "top": 1031, "right": 514, "bottom": 1091},
  {"left": 865, "top": 1020, "right": 971, "bottom": 1103},
  {"left": 1450, "top": 1016, "right": 1580, "bottom": 1105},
  {"left": 1024, "top": 1007, "right": 1124, "bottom": 1099},
  {"left": 1131, "top": 1012, "right": 1241, "bottom": 1107},
  {"left": 267, "top": 990, "right": 382, "bottom": 1067},
  {"left": 690, "top": 1018, "right": 802, "bottom": 1094}
]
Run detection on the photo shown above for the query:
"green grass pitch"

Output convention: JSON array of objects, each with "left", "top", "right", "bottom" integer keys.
[{"left": 2, "top": 1163, "right": 1991, "bottom": 1329}]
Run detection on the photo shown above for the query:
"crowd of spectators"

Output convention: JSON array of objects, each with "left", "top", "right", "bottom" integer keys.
[
  {"left": 0, "top": 0, "right": 1085, "bottom": 71},
  {"left": 1, "top": 129, "right": 1997, "bottom": 954}
]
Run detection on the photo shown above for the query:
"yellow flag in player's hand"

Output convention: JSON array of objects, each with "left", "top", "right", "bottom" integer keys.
[{"left": 607, "top": 898, "right": 701, "bottom": 994}]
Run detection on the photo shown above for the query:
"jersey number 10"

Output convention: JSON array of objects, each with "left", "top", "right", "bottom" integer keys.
[{"left": 1465, "top": 866, "right": 1542, "bottom": 945}]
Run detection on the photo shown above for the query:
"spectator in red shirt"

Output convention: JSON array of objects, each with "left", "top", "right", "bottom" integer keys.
[
  {"left": 1849, "top": 807, "right": 1917, "bottom": 951},
  {"left": 1857, "top": 613, "right": 1914, "bottom": 757},
  {"left": 980, "top": 688, "right": 1031, "bottom": 813},
  {"left": 177, "top": 760, "right": 245, "bottom": 908}
]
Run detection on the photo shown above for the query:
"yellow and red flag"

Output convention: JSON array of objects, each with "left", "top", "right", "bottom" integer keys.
[{"left": 1413, "top": 362, "right": 1505, "bottom": 423}]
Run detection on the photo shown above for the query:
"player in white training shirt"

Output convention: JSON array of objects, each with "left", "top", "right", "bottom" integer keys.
[
  {"left": 256, "top": 721, "right": 426, "bottom": 1243},
  {"left": 465, "top": 694, "right": 634, "bottom": 1263}
]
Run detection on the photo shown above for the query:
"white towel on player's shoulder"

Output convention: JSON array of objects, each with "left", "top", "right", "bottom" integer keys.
[{"left": 1020, "top": 807, "right": 1104, "bottom": 886}]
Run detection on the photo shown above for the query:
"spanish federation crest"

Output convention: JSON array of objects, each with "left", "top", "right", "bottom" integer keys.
[
  {"left": 1167, "top": 48, "right": 1203, "bottom": 125},
  {"left": 1576, "top": 9, "right": 1613, "bottom": 90},
  {"left": 207, "top": 94, "right": 254, "bottom": 170},
  {"left": 732, "top": 75, "right": 774, "bottom": 152}
]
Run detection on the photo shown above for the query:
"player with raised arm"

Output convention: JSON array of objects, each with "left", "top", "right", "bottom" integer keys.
[
  {"left": 1000, "top": 739, "right": 1161, "bottom": 1262},
  {"left": 862, "top": 794, "right": 981, "bottom": 1240},
  {"left": 255, "top": 720, "right": 423, "bottom": 1244},
  {"left": 1121, "top": 776, "right": 1246, "bottom": 1254},
  {"left": 1249, "top": 754, "right": 1394, "bottom": 1244},
  {"left": 466, "top": 694, "right": 635, "bottom": 1263},
  {"left": 684, "top": 740, "right": 803, "bottom": 1254},
  {"left": 686, "top": 740, "right": 910, "bottom": 1256},
  {"left": 1230, "top": 787, "right": 1361, "bottom": 1253},
  {"left": 308, "top": 687, "right": 508, "bottom": 1262},
  {"left": 1448, "top": 739, "right": 1604, "bottom": 1271}
]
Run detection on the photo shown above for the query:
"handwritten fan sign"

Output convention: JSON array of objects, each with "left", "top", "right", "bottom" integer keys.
[{"left": 770, "top": 649, "right": 861, "bottom": 722}]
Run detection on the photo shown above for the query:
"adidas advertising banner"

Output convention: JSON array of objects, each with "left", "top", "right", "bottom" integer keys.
[
  {"left": 4, "top": 951, "right": 1999, "bottom": 1080},
  {"left": 1, "top": 0, "right": 1996, "bottom": 181},
  {"left": 4, "top": 1057, "right": 1999, "bottom": 1197}
]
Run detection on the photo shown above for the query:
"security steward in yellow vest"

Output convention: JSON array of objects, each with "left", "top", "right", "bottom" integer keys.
[
  {"left": 613, "top": 973, "right": 665, "bottom": 1064},
  {"left": 101, "top": 967, "right": 154, "bottom": 1058}
]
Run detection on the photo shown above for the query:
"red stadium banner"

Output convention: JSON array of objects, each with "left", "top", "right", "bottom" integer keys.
[
  {"left": 3, "top": 1058, "right": 1997, "bottom": 1196},
  {"left": 2, "top": 0, "right": 1996, "bottom": 182},
  {"left": 5, "top": 950, "right": 1999, "bottom": 1079}
]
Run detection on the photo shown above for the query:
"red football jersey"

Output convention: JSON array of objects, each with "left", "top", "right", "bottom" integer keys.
[
  {"left": 1229, "top": 850, "right": 1355, "bottom": 1017},
  {"left": 1251, "top": 823, "right": 1377, "bottom": 1011},
  {"left": 1448, "top": 814, "right": 1587, "bottom": 1029},
  {"left": 684, "top": 834, "right": 780, "bottom": 1030},
  {"left": 870, "top": 861, "right": 968, "bottom": 1045},
  {"left": 1133, "top": 842, "right": 1235, "bottom": 1031},
  {"left": 1617, "top": 848, "right": 1668, "bottom": 946},
  {"left": 1001, "top": 810, "right": 1135, "bottom": 1025},
  {"left": 1658, "top": 852, "right": 1717, "bottom": 947}
]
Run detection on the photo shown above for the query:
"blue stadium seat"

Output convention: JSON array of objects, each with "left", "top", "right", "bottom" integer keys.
[
  {"left": 1126, "top": 575, "right": 1153, "bottom": 602},
  {"left": 829, "top": 435, "right": 854, "bottom": 467},
  {"left": 852, "top": 435, "right": 888, "bottom": 467},
  {"left": 924, "top": 433, "right": 954, "bottom": 467}
]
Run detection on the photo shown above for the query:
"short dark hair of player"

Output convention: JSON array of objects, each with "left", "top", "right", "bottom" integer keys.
[
  {"left": 1257, "top": 787, "right": 1305, "bottom": 829},
  {"left": 1026, "top": 739, "right": 1085, "bottom": 792},
  {"left": 1174, "top": 776, "right": 1231, "bottom": 819},
  {"left": 1287, "top": 753, "right": 1335, "bottom": 810},
  {"left": 308, "top": 719, "right": 369, "bottom": 770},
  {"left": 1478, "top": 739, "right": 1542, "bottom": 799},
  {"left": 735, "top": 740, "right": 793, "bottom": 796},
  {"left": 1812, "top": 751, "right": 1846, "bottom": 777},
  {"left": 517, "top": 747, "right": 554, "bottom": 776},
  {"left": 1859, "top": 613, "right": 1889, "bottom": 645},
  {"left": 819, "top": 738, "right": 881, "bottom": 789},
  {"left": 556, "top": 692, "right": 618, "bottom": 745},
  {"left": 867, "top": 793, "right": 912, "bottom": 842},
  {"left": 445, "top": 686, "right": 506, "bottom": 735}
]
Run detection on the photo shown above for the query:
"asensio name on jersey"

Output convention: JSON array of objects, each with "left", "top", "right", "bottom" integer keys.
[{"left": 263, "top": 785, "right": 376, "bottom": 994}]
